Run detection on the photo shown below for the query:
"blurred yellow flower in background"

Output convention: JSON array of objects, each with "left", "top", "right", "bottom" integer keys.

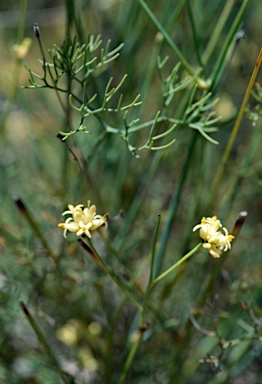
[{"left": 12, "top": 37, "right": 32, "bottom": 60}]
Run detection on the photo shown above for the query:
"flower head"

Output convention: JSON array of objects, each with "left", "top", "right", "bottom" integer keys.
[
  {"left": 58, "top": 200, "right": 108, "bottom": 238},
  {"left": 193, "top": 216, "right": 234, "bottom": 258}
]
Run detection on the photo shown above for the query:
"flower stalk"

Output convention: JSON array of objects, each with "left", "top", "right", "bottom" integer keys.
[
  {"left": 152, "top": 242, "right": 202, "bottom": 287},
  {"left": 118, "top": 214, "right": 161, "bottom": 384}
]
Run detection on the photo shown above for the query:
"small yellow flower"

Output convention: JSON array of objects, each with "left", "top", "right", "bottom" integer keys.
[
  {"left": 58, "top": 200, "right": 108, "bottom": 238},
  {"left": 193, "top": 216, "right": 234, "bottom": 258}
]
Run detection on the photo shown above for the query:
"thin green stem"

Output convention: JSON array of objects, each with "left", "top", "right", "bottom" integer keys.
[
  {"left": 208, "top": 48, "right": 262, "bottom": 210},
  {"left": 118, "top": 215, "right": 161, "bottom": 384},
  {"left": 19, "top": 302, "right": 72, "bottom": 384},
  {"left": 202, "top": 0, "right": 236, "bottom": 65},
  {"left": 152, "top": 243, "right": 202, "bottom": 286},
  {"left": 153, "top": 131, "right": 197, "bottom": 277},
  {"left": 118, "top": 333, "right": 143, "bottom": 384},
  {"left": 150, "top": 215, "right": 162, "bottom": 284},
  {"left": 86, "top": 239, "right": 143, "bottom": 312},
  {"left": 191, "top": 225, "right": 243, "bottom": 312},
  {"left": 18, "top": 0, "right": 27, "bottom": 43},
  {"left": 137, "top": 0, "right": 198, "bottom": 77},
  {"left": 221, "top": 124, "right": 261, "bottom": 219},
  {"left": 34, "top": 24, "right": 46, "bottom": 63},
  {"left": 164, "top": 0, "right": 186, "bottom": 32},
  {"left": 186, "top": 0, "right": 204, "bottom": 69},
  {"left": 142, "top": 214, "right": 162, "bottom": 321},
  {"left": 210, "top": 0, "right": 250, "bottom": 92},
  {"left": 65, "top": 0, "right": 75, "bottom": 38},
  {"left": 114, "top": 152, "right": 162, "bottom": 250},
  {"left": 13, "top": 196, "right": 57, "bottom": 262}
]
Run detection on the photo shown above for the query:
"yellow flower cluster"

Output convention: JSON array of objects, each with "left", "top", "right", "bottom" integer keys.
[
  {"left": 193, "top": 216, "right": 234, "bottom": 258},
  {"left": 58, "top": 201, "right": 108, "bottom": 238}
]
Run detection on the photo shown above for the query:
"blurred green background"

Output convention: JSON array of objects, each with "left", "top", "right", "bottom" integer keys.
[{"left": 0, "top": 1, "right": 262, "bottom": 383}]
